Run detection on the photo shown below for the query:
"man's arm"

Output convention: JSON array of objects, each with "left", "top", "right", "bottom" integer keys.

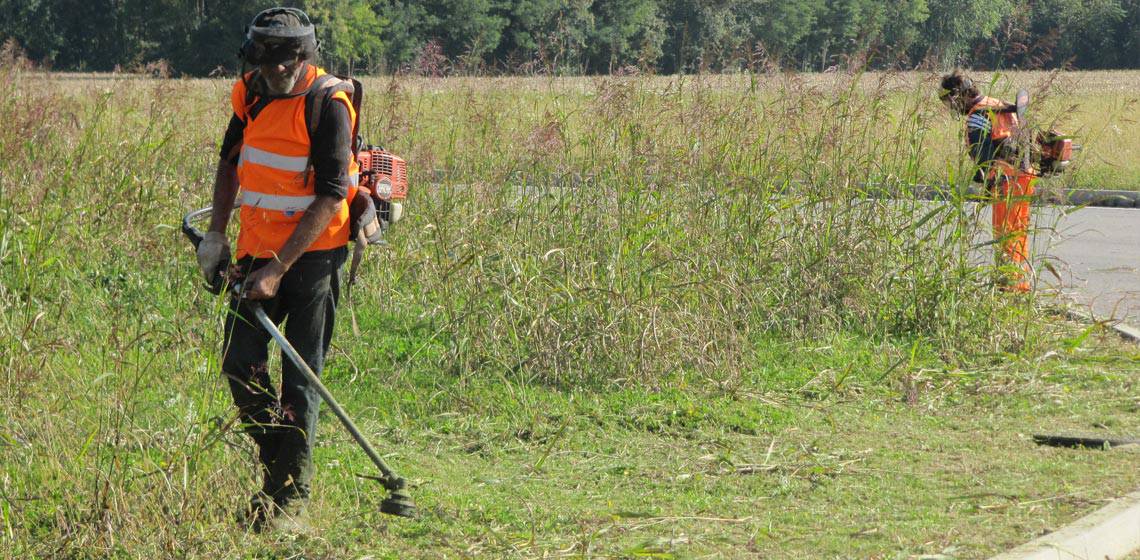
[
  {"left": 966, "top": 112, "right": 998, "bottom": 183},
  {"left": 196, "top": 115, "right": 245, "bottom": 284},
  {"left": 208, "top": 158, "right": 239, "bottom": 234},
  {"left": 210, "top": 113, "right": 246, "bottom": 233}
]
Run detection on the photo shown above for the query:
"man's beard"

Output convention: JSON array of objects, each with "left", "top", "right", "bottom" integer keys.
[{"left": 262, "top": 63, "right": 304, "bottom": 95}]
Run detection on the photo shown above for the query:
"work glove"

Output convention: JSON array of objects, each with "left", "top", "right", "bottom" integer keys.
[{"left": 196, "top": 231, "right": 230, "bottom": 284}]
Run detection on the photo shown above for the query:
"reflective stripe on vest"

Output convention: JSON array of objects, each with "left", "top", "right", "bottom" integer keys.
[
  {"left": 238, "top": 174, "right": 359, "bottom": 212},
  {"left": 238, "top": 148, "right": 360, "bottom": 186},
  {"left": 240, "top": 145, "right": 309, "bottom": 173},
  {"left": 239, "top": 191, "right": 317, "bottom": 212}
]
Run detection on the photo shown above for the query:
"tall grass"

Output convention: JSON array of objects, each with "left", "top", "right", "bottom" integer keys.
[
  {"left": 0, "top": 69, "right": 1042, "bottom": 391},
  {"left": 357, "top": 71, "right": 1030, "bottom": 387},
  {"left": 0, "top": 64, "right": 1070, "bottom": 555}
]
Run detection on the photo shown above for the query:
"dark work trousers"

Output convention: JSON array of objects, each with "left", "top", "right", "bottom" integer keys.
[{"left": 222, "top": 246, "right": 346, "bottom": 505}]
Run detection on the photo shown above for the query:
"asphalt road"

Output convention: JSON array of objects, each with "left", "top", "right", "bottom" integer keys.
[{"left": 1031, "top": 206, "right": 1139, "bottom": 323}]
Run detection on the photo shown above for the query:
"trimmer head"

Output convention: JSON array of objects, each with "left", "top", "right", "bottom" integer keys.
[
  {"left": 358, "top": 474, "right": 416, "bottom": 518},
  {"left": 380, "top": 489, "right": 416, "bottom": 518},
  {"left": 379, "top": 477, "right": 416, "bottom": 518}
]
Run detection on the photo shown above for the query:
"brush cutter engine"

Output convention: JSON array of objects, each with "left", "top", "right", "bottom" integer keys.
[
  {"left": 1035, "top": 131, "right": 1074, "bottom": 176},
  {"left": 351, "top": 146, "right": 408, "bottom": 243},
  {"left": 1009, "top": 89, "right": 1074, "bottom": 177}
]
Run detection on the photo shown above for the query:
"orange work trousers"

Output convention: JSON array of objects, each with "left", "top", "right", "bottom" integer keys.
[{"left": 988, "top": 164, "right": 1037, "bottom": 293}]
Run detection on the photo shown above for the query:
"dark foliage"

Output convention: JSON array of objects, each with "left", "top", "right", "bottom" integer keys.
[{"left": 1, "top": 0, "right": 1136, "bottom": 75}]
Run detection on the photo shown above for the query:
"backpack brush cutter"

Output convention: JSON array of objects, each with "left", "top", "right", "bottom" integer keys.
[
  {"left": 182, "top": 208, "right": 415, "bottom": 519},
  {"left": 1013, "top": 88, "right": 1075, "bottom": 176}
]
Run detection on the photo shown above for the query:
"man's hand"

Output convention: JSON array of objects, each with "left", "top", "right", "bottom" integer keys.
[
  {"left": 243, "top": 260, "right": 287, "bottom": 300},
  {"left": 197, "top": 231, "right": 231, "bottom": 283}
]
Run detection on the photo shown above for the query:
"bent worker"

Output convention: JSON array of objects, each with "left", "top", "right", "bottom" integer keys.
[
  {"left": 940, "top": 72, "right": 1036, "bottom": 293},
  {"left": 196, "top": 6, "right": 358, "bottom": 532}
]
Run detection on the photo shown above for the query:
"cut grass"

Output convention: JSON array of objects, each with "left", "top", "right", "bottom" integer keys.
[{"left": 3, "top": 322, "right": 1138, "bottom": 558}]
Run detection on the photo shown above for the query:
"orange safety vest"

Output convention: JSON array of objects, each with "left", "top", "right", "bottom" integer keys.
[
  {"left": 230, "top": 64, "right": 360, "bottom": 259},
  {"left": 965, "top": 96, "right": 1018, "bottom": 143},
  {"left": 967, "top": 96, "right": 1037, "bottom": 178}
]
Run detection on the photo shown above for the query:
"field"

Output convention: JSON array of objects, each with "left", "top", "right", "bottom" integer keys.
[{"left": 2, "top": 66, "right": 1140, "bottom": 558}]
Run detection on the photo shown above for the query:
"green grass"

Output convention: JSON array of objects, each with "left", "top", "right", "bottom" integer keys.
[
  {"left": 2, "top": 66, "right": 1139, "bottom": 558},
  {"left": 4, "top": 322, "right": 1139, "bottom": 558}
]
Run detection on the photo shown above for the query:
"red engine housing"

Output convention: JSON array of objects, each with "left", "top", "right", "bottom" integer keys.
[
  {"left": 1036, "top": 132, "right": 1073, "bottom": 176},
  {"left": 356, "top": 148, "right": 408, "bottom": 201}
]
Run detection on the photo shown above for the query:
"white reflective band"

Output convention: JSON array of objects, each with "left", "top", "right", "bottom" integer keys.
[
  {"left": 241, "top": 145, "right": 309, "bottom": 173},
  {"left": 239, "top": 191, "right": 316, "bottom": 212},
  {"left": 350, "top": 173, "right": 359, "bottom": 187}
]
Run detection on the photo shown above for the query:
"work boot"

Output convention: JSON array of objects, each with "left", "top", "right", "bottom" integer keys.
[
  {"left": 264, "top": 498, "right": 314, "bottom": 535},
  {"left": 237, "top": 493, "right": 275, "bottom": 532}
]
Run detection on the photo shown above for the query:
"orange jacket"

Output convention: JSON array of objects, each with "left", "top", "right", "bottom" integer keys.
[
  {"left": 966, "top": 96, "right": 1018, "bottom": 142},
  {"left": 230, "top": 65, "right": 359, "bottom": 259}
]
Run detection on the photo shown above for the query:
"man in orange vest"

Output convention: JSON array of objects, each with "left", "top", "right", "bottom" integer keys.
[
  {"left": 940, "top": 72, "right": 1036, "bottom": 293},
  {"left": 196, "top": 7, "right": 357, "bottom": 532}
]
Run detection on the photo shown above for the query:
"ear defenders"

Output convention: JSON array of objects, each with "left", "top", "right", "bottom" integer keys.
[
  {"left": 238, "top": 7, "right": 320, "bottom": 65},
  {"left": 939, "top": 75, "right": 974, "bottom": 100}
]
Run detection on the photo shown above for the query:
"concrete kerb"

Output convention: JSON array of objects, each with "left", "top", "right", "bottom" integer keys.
[
  {"left": 1050, "top": 189, "right": 1140, "bottom": 209},
  {"left": 1114, "top": 322, "right": 1140, "bottom": 343},
  {"left": 889, "top": 185, "right": 1140, "bottom": 209},
  {"left": 991, "top": 307, "right": 1140, "bottom": 560},
  {"left": 989, "top": 489, "right": 1140, "bottom": 560},
  {"left": 1062, "top": 307, "right": 1140, "bottom": 345}
]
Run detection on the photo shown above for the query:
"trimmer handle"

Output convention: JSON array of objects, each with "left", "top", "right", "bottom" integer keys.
[
  {"left": 182, "top": 220, "right": 204, "bottom": 248},
  {"left": 181, "top": 206, "right": 213, "bottom": 248},
  {"left": 182, "top": 207, "right": 225, "bottom": 295}
]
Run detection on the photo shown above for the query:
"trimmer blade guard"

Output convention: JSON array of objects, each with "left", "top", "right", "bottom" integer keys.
[
  {"left": 357, "top": 473, "right": 417, "bottom": 518},
  {"left": 380, "top": 489, "right": 416, "bottom": 518}
]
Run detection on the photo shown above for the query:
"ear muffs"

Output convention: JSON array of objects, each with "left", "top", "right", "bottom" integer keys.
[
  {"left": 939, "top": 75, "right": 975, "bottom": 102},
  {"left": 238, "top": 32, "right": 262, "bottom": 65}
]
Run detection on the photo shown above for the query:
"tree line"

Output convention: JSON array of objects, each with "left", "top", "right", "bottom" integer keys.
[{"left": 3, "top": 0, "right": 1139, "bottom": 76}]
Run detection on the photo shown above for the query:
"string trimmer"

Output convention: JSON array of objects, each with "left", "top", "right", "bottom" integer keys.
[{"left": 183, "top": 207, "right": 415, "bottom": 518}]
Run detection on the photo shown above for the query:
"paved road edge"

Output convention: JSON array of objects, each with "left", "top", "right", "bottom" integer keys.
[{"left": 910, "top": 186, "right": 1140, "bottom": 208}]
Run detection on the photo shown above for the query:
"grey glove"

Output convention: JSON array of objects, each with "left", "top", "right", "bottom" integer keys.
[{"left": 196, "top": 231, "right": 230, "bottom": 283}]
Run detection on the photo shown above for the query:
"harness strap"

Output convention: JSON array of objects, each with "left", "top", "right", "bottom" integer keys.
[
  {"left": 345, "top": 228, "right": 368, "bottom": 337},
  {"left": 304, "top": 73, "right": 340, "bottom": 138}
]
